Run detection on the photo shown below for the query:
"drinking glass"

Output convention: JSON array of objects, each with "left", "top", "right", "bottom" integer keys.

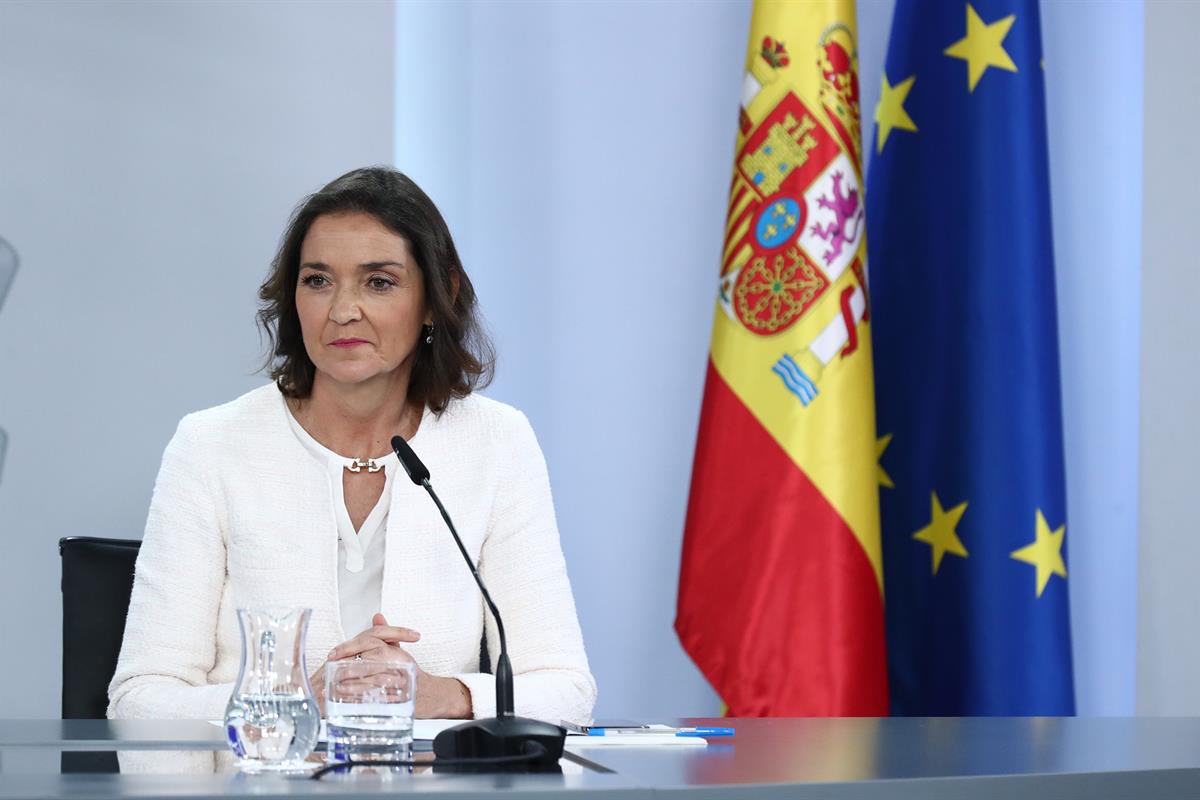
[
  {"left": 223, "top": 607, "right": 320, "bottom": 772},
  {"left": 325, "top": 659, "right": 416, "bottom": 763}
]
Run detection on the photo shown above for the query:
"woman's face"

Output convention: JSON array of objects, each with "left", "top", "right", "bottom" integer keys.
[{"left": 295, "top": 212, "right": 431, "bottom": 391}]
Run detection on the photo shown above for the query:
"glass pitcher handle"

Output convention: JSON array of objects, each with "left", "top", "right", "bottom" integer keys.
[{"left": 258, "top": 630, "right": 276, "bottom": 694}]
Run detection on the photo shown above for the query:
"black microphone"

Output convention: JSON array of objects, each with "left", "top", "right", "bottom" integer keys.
[{"left": 390, "top": 435, "right": 565, "bottom": 769}]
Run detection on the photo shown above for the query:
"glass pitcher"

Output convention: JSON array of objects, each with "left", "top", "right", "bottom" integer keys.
[{"left": 223, "top": 607, "right": 320, "bottom": 771}]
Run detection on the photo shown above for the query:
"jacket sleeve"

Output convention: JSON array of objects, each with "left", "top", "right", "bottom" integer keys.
[
  {"left": 453, "top": 410, "right": 597, "bottom": 725},
  {"left": 108, "top": 414, "right": 233, "bottom": 720}
]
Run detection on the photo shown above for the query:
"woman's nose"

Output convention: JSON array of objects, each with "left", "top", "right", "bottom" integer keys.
[{"left": 329, "top": 287, "right": 363, "bottom": 324}]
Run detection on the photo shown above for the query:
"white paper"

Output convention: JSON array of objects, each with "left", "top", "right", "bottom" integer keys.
[
  {"left": 412, "top": 719, "right": 463, "bottom": 740},
  {"left": 564, "top": 734, "right": 706, "bottom": 748},
  {"left": 564, "top": 724, "right": 707, "bottom": 748}
]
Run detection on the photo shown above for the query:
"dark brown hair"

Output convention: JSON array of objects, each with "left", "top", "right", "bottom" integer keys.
[{"left": 257, "top": 167, "right": 494, "bottom": 413}]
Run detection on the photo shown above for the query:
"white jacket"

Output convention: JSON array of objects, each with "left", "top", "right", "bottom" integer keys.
[{"left": 108, "top": 384, "right": 596, "bottom": 724}]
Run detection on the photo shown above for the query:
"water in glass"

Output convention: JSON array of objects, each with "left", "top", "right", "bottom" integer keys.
[{"left": 326, "top": 659, "right": 416, "bottom": 763}]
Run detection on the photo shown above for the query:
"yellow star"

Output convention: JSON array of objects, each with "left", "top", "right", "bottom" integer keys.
[
  {"left": 944, "top": 4, "right": 1017, "bottom": 92},
  {"left": 875, "top": 73, "right": 917, "bottom": 153},
  {"left": 913, "top": 492, "right": 969, "bottom": 575},
  {"left": 1010, "top": 510, "right": 1067, "bottom": 597},
  {"left": 876, "top": 434, "right": 894, "bottom": 489}
]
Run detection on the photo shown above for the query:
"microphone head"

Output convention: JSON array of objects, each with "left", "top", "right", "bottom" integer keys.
[{"left": 390, "top": 435, "right": 430, "bottom": 485}]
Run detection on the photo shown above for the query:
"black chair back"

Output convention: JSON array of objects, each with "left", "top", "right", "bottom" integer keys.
[
  {"left": 59, "top": 537, "right": 140, "bottom": 774},
  {"left": 59, "top": 537, "right": 141, "bottom": 719}
]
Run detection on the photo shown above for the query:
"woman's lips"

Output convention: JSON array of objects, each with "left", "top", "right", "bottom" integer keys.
[{"left": 329, "top": 338, "right": 369, "bottom": 348}]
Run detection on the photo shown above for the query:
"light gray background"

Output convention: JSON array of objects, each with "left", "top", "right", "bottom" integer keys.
[
  {"left": 0, "top": 0, "right": 396, "bottom": 717},
  {"left": 1137, "top": 0, "right": 1200, "bottom": 715}
]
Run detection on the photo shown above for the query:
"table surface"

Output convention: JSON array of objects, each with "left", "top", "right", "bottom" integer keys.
[{"left": 2, "top": 717, "right": 1199, "bottom": 799}]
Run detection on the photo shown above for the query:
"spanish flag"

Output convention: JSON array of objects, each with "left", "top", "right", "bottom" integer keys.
[{"left": 676, "top": 0, "right": 887, "bottom": 716}]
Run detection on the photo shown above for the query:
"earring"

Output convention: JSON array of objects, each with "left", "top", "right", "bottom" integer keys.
[{"left": 425, "top": 324, "right": 434, "bottom": 344}]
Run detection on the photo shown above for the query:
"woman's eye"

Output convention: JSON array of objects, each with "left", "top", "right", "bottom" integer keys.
[
  {"left": 368, "top": 276, "right": 396, "bottom": 291},
  {"left": 300, "top": 274, "right": 329, "bottom": 288}
]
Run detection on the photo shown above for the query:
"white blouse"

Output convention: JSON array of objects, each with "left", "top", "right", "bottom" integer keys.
[{"left": 282, "top": 399, "right": 401, "bottom": 639}]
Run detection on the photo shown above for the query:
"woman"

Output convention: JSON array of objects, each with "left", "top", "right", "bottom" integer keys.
[{"left": 108, "top": 167, "right": 596, "bottom": 726}]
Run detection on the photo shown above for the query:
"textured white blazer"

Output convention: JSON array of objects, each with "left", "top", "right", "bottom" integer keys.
[{"left": 108, "top": 384, "right": 596, "bottom": 724}]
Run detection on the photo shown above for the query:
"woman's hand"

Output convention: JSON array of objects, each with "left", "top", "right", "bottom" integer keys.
[
  {"left": 326, "top": 614, "right": 422, "bottom": 663},
  {"left": 313, "top": 613, "right": 473, "bottom": 719}
]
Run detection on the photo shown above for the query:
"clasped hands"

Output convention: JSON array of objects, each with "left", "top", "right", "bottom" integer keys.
[{"left": 311, "top": 612, "right": 472, "bottom": 719}]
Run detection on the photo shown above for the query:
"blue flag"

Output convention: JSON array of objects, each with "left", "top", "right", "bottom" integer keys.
[{"left": 866, "top": 0, "right": 1074, "bottom": 715}]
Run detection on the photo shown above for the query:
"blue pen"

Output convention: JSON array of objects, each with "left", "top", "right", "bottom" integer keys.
[
  {"left": 585, "top": 726, "right": 735, "bottom": 737},
  {"left": 676, "top": 727, "right": 735, "bottom": 737}
]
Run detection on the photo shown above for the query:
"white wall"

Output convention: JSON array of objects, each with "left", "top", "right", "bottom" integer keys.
[
  {"left": 0, "top": 0, "right": 395, "bottom": 717},
  {"left": 1043, "top": 0, "right": 1143, "bottom": 717},
  {"left": 1137, "top": 0, "right": 1200, "bottom": 715},
  {"left": 394, "top": 0, "right": 750, "bottom": 718}
]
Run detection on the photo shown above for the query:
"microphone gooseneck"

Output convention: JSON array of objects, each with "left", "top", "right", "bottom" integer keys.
[
  {"left": 388, "top": 434, "right": 564, "bottom": 768},
  {"left": 390, "top": 435, "right": 514, "bottom": 716}
]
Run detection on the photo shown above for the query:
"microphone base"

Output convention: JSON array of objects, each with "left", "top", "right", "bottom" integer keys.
[{"left": 432, "top": 715, "right": 565, "bottom": 772}]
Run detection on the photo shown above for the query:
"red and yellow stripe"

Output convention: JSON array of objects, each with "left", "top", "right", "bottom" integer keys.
[{"left": 676, "top": 0, "right": 887, "bottom": 716}]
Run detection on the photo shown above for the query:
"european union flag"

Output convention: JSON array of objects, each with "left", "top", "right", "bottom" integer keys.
[{"left": 867, "top": 0, "right": 1074, "bottom": 715}]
